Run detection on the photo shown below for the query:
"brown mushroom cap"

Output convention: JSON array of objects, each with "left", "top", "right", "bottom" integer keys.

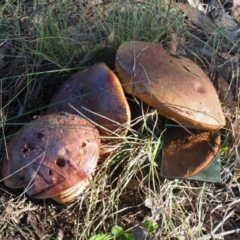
[
  {"left": 115, "top": 41, "right": 225, "bottom": 130},
  {"left": 2, "top": 112, "right": 100, "bottom": 200},
  {"left": 47, "top": 62, "right": 131, "bottom": 137},
  {"left": 161, "top": 127, "right": 221, "bottom": 178}
]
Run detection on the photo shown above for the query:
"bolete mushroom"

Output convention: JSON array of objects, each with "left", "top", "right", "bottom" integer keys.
[
  {"left": 115, "top": 41, "right": 226, "bottom": 180},
  {"left": 115, "top": 41, "right": 225, "bottom": 130},
  {"left": 2, "top": 112, "right": 100, "bottom": 203},
  {"left": 161, "top": 127, "right": 221, "bottom": 178},
  {"left": 47, "top": 62, "right": 131, "bottom": 138}
]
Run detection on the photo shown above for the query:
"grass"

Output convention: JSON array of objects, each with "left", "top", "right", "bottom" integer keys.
[{"left": 0, "top": 0, "right": 240, "bottom": 239}]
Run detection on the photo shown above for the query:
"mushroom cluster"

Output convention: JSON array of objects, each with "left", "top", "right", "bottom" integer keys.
[
  {"left": 2, "top": 63, "right": 131, "bottom": 204},
  {"left": 2, "top": 41, "right": 227, "bottom": 203},
  {"left": 115, "top": 41, "right": 225, "bottom": 179}
]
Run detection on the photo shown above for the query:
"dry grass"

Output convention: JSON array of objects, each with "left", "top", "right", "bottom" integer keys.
[{"left": 0, "top": 0, "right": 240, "bottom": 239}]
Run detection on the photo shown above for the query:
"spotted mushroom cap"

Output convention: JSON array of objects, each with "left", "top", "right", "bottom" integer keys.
[
  {"left": 47, "top": 62, "right": 131, "bottom": 138},
  {"left": 115, "top": 41, "right": 226, "bottom": 130},
  {"left": 2, "top": 112, "right": 100, "bottom": 200}
]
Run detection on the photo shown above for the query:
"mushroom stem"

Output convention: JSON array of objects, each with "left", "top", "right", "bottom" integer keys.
[{"left": 52, "top": 177, "right": 92, "bottom": 204}]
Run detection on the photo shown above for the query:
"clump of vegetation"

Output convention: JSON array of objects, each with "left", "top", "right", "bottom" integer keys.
[{"left": 89, "top": 220, "right": 158, "bottom": 240}]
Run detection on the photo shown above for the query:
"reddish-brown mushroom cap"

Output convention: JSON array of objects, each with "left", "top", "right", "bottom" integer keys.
[
  {"left": 2, "top": 112, "right": 100, "bottom": 200},
  {"left": 115, "top": 41, "right": 225, "bottom": 130},
  {"left": 161, "top": 127, "right": 221, "bottom": 178},
  {"left": 47, "top": 62, "right": 131, "bottom": 138}
]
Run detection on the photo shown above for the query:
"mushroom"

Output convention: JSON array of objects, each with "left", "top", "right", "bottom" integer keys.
[
  {"left": 2, "top": 112, "right": 100, "bottom": 203},
  {"left": 115, "top": 41, "right": 225, "bottom": 180},
  {"left": 115, "top": 41, "right": 225, "bottom": 130},
  {"left": 161, "top": 127, "right": 221, "bottom": 178},
  {"left": 47, "top": 62, "right": 131, "bottom": 138}
]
